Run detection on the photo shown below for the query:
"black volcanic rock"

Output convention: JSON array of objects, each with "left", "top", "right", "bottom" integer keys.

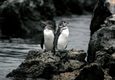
[
  {"left": 87, "top": 10, "right": 115, "bottom": 77},
  {"left": 75, "top": 63, "right": 104, "bottom": 80},
  {"left": 87, "top": 25, "right": 115, "bottom": 63},
  {"left": 86, "top": 0, "right": 115, "bottom": 79},
  {"left": 6, "top": 49, "right": 86, "bottom": 80},
  {"left": 90, "top": 0, "right": 112, "bottom": 36},
  {"left": 7, "top": 48, "right": 114, "bottom": 80}
]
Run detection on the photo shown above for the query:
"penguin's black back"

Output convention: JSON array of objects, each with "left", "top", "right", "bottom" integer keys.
[{"left": 53, "top": 27, "right": 61, "bottom": 50}]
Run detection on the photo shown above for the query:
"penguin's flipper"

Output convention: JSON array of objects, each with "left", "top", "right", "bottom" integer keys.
[
  {"left": 53, "top": 33, "right": 57, "bottom": 54},
  {"left": 53, "top": 28, "right": 61, "bottom": 52},
  {"left": 40, "top": 35, "right": 44, "bottom": 49}
]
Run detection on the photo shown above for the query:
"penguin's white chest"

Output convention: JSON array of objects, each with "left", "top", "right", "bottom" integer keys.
[
  {"left": 44, "top": 29, "right": 54, "bottom": 51},
  {"left": 57, "top": 28, "right": 69, "bottom": 50}
]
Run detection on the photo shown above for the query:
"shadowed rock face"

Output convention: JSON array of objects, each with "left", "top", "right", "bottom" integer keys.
[
  {"left": 90, "top": 0, "right": 112, "bottom": 36},
  {"left": 87, "top": 25, "right": 115, "bottom": 78},
  {"left": 86, "top": 1, "right": 115, "bottom": 79},
  {"left": 88, "top": 25, "right": 115, "bottom": 62},
  {"left": 87, "top": 0, "right": 115, "bottom": 63},
  {"left": 75, "top": 63, "right": 104, "bottom": 80}
]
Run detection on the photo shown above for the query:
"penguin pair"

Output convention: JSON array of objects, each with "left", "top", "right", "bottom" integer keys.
[{"left": 40, "top": 20, "right": 69, "bottom": 52}]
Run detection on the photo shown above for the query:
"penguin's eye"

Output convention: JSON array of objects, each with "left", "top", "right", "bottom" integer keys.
[
  {"left": 63, "top": 21, "right": 66, "bottom": 23},
  {"left": 41, "top": 23, "right": 46, "bottom": 28}
]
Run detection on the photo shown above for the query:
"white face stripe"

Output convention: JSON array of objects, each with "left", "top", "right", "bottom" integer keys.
[{"left": 59, "top": 21, "right": 68, "bottom": 28}]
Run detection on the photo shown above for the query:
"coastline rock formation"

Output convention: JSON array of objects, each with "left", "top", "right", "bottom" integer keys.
[
  {"left": 89, "top": 0, "right": 112, "bottom": 36},
  {"left": 87, "top": 23, "right": 115, "bottom": 80},
  {"left": 88, "top": 25, "right": 115, "bottom": 62},
  {"left": 6, "top": 0, "right": 115, "bottom": 79},
  {"left": 6, "top": 48, "right": 114, "bottom": 80},
  {"left": 7, "top": 49, "right": 86, "bottom": 80},
  {"left": 87, "top": 0, "right": 115, "bottom": 79}
]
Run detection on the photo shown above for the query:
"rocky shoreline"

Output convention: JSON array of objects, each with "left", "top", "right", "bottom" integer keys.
[
  {"left": 6, "top": 48, "right": 114, "bottom": 80},
  {"left": 4, "top": 0, "right": 115, "bottom": 80},
  {"left": 6, "top": 49, "right": 86, "bottom": 80}
]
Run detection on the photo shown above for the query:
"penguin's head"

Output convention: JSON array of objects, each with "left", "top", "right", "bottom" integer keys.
[
  {"left": 58, "top": 21, "right": 68, "bottom": 28},
  {"left": 41, "top": 20, "right": 54, "bottom": 30}
]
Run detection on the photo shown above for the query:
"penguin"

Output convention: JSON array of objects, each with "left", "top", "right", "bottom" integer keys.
[
  {"left": 40, "top": 21, "right": 55, "bottom": 51},
  {"left": 54, "top": 21, "right": 69, "bottom": 51}
]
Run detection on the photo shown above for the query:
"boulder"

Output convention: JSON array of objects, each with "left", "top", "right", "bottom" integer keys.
[
  {"left": 86, "top": 0, "right": 115, "bottom": 79},
  {"left": 75, "top": 63, "right": 104, "bottom": 80},
  {"left": 87, "top": 14, "right": 115, "bottom": 78},
  {"left": 87, "top": 24, "right": 115, "bottom": 62},
  {"left": 90, "top": 0, "right": 112, "bottom": 36},
  {"left": 6, "top": 49, "right": 86, "bottom": 80}
]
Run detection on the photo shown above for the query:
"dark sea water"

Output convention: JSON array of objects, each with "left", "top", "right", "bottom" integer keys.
[{"left": 0, "top": 15, "right": 91, "bottom": 80}]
